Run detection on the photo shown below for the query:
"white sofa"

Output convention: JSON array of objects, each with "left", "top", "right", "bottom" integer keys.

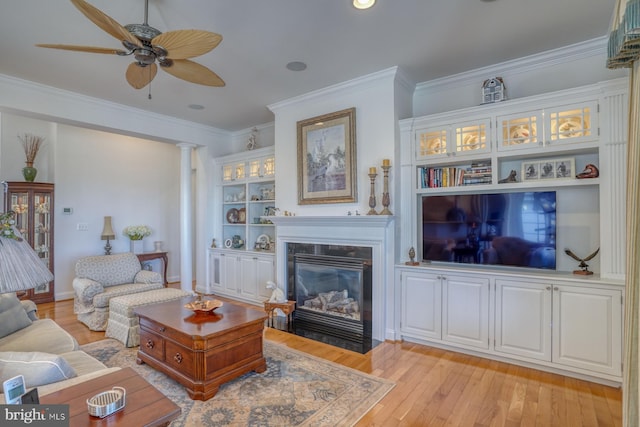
[
  {"left": 0, "top": 293, "right": 119, "bottom": 403},
  {"left": 73, "top": 252, "right": 164, "bottom": 331}
]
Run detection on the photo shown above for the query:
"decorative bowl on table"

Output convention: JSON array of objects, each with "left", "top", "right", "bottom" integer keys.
[{"left": 184, "top": 298, "right": 223, "bottom": 314}]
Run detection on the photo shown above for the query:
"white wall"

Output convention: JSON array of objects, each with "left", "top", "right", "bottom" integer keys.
[
  {"left": 1, "top": 113, "right": 182, "bottom": 300},
  {"left": 269, "top": 67, "right": 406, "bottom": 216}
]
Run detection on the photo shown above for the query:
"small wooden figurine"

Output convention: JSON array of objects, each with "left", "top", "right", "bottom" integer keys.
[
  {"left": 405, "top": 247, "right": 420, "bottom": 266},
  {"left": 576, "top": 164, "right": 599, "bottom": 179},
  {"left": 564, "top": 247, "right": 599, "bottom": 275},
  {"left": 498, "top": 170, "right": 518, "bottom": 183}
]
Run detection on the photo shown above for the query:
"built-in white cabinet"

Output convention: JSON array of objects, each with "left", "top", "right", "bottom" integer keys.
[
  {"left": 216, "top": 146, "right": 276, "bottom": 252},
  {"left": 495, "top": 278, "right": 622, "bottom": 378},
  {"left": 407, "top": 87, "right": 604, "bottom": 191},
  {"left": 401, "top": 270, "right": 490, "bottom": 351},
  {"left": 399, "top": 266, "right": 623, "bottom": 384},
  {"left": 495, "top": 279, "right": 552, "bottom": 361},
  {"left": 207, "top": 248, "right": 274, "bottom": 305},
  {"left": 415, "top": 115, "right": 492, "bottom": 161},
  {"left": 552, "top": 284, "right": 622, "bottom": 377}
]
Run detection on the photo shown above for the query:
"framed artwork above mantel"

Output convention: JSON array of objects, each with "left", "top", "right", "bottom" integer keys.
[{"left": 297, "top": 107, "right": 357, "bottom": 205}]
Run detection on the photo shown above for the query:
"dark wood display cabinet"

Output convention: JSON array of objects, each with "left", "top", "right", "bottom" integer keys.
[{"left": 4, "top": 182, "right": 55, "bottom": 303}]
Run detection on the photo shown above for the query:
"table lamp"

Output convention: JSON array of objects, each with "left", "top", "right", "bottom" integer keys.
[
  {"left": 101, "top": 216, "right": 115, "bottom": 255},
  {"left": 0, "top": 211, "right": 53, "bottom": 293}
]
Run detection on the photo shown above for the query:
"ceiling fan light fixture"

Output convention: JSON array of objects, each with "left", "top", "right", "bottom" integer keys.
[{"left": 353, "top": 0, "right": 375, "bottom": 9}]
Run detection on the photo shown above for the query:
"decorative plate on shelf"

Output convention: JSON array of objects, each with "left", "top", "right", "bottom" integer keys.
[
  {"left": 509, "top": 125, "right": 532, "bottom": 144},
  {"left": 256, "top": 234, "right": 271, "bottom": 250},
  {"left": 226, "top": 208, "right": 239, "bottom": 224},
  {"left": 224, "top": 238, "right": 233, "bottom": 248},
  {"left": 238, "top": 208, "right": 246, "bottom": 224},
  {"left": 558, "top": 118, "right": 584, "bottom": 138}
]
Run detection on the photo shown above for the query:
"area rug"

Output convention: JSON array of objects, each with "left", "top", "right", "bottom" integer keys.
[{"left": 80, "top": 339, "right": 394, "bottom": 426}]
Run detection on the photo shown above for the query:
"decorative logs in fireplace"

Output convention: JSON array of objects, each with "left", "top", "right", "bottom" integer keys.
[{"left": 286, "top": 245, "right": 373, "bottom": 353}]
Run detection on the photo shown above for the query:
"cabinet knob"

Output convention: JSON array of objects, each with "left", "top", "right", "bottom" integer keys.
[
  {"left": 159, "top": 327, "right": 166, "bottom": 332},
  {"left": 554, "top": 287, "right": 559, "bottom": 291},
  {"left": 173, "top": 353, "right": 183, "bottom": 364},
  {"left": 546, "top": 286, "right": 551, "bottom": 291},
  {"left": 145, "top": 340, "right": 154, "bottom": 349}
]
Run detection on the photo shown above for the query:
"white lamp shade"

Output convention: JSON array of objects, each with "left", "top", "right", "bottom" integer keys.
[{"left": 0, "top": 229, "right": 53, "bottom": 293}]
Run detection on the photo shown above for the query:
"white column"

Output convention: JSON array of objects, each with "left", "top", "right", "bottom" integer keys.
[{"left": 178, "top": 143, "right": 195, "bottom": 293}]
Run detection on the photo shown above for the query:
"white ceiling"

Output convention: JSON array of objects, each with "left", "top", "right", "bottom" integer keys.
[{"left": 0, "top": 0, "right": 614, "bottom": 132}]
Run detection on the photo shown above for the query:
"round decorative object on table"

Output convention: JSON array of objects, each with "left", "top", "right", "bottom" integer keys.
[
  {"left": 224, "top": 238, "right": 233, "bottom": 249},
  {"left": 184, "top": 298, "right": 224, "bottom": 314},
  {"left": 226, "top": 208, "right": 239, "bottom": 224}
]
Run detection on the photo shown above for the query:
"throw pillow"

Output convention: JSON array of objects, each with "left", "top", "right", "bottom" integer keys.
[
  {"left": 0, "top": 293, "right": 32, "bottom": 338},
  {"left": 0, "top": 352, "right": 77, "bottom": 388}
]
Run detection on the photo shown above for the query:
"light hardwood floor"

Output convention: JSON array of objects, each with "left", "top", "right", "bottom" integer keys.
[{"left": 37, "top": 294, "right": 622, "bottom": 426}]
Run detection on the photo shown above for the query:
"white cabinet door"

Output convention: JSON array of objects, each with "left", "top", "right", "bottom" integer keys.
[
  {"left": 442, "top": 275, "right": 490, "bottom": 349},
  {"left": 239, "top": 255, "right": 258, "bottom": 298},
  {"left": 400, "top": 272, "right": 441, "bottom": 340},
  {"left": 221, "top": 253, "right": 239, "bottom": 294},
  {"left": 256, "top": 256, "right": 275, "bottom": 300},
  {"left": 495, "top": 279, "right": 552, "bottom": 361},
  {"left": 552, "top": 285, "right": 622, "bottom": 376},
  {"left": 207, "top": 250, "right": 223, "bottom": 293}
]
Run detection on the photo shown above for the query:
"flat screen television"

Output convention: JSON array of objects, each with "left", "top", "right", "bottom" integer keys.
[{"left": 421, "top": 191, "right": 556, "bottom": 270}]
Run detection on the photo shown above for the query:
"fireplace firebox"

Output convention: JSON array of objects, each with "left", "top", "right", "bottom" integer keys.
[{"left": 286, "top": 243, "right": 373, "bottom": 353}]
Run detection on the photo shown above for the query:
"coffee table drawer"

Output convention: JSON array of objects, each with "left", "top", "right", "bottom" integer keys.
[
  {"left": 165, "top": 340, "right": 194, "bottom": 377},
  {"left": 140, "top": 329, "right": 165, "bottom": 360}
]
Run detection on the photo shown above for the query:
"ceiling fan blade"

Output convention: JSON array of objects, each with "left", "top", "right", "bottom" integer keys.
[
  {"left": 70, "top": 0, "right": 142, "bottom": 48},
  {"left": 161, "top": 59, "right": 225, "bottom": 87},
  {"left": 36, "top": 44, "right": 126, "bottom": 55},
  {"left": 152, "top": 30, "right": 222, "bottom": 59},
  {"left": 126, "top": 62, "right": 157, "bottom": 89}
]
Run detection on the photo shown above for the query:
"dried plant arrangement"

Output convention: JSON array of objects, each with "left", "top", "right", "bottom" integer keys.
[{"left": 18, "top": 133, "right": 46, "bottom": 165}]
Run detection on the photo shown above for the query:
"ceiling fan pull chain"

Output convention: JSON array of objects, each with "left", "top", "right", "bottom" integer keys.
[{"left": 148, "top": 67, "right": 152, "bottom": 100}]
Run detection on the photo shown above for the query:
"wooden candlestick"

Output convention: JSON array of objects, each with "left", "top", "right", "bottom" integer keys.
[
  {"left": 367, "top": 172, "right": 378, "bottom": 215},
  {"left": 380, "top": 163, "right": 392, "bottom": 215}
]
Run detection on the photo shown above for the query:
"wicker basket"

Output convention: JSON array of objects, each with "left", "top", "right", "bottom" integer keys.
[{"left": 87, "top": 387, "right": 126, "bottom": 418}]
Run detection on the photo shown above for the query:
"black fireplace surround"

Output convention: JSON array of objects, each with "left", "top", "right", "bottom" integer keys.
[{"left": 286, "top": 243, "right": 373, "bottom": 353}]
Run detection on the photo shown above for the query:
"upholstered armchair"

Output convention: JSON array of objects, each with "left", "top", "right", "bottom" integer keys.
[{"left": 73, "top": 252, "right": 164, "bottom": 331}]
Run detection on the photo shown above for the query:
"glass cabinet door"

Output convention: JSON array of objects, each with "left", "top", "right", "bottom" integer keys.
[
  {"left": 5, "top": 182, "right": 54, "bottom": 303},
  {"left": 9, "top": 192, "right": 30, "bottom": 241}
]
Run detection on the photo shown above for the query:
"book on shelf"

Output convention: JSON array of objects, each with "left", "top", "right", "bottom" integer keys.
[{"left": 418, "top": 163, "right": 493, "bottom": 188}]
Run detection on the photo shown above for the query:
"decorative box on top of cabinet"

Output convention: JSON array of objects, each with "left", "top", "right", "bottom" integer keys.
[{"left": 4, "top": 182, "right": 55, "bottom": 303}]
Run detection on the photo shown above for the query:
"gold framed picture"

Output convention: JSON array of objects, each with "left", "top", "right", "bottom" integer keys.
[{"left": 297, "top": 108, "right": 357, "bottom": 204}]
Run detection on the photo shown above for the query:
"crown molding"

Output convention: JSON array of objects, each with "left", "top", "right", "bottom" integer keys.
[
  {"left": 415, "top": 36, "right": 608, "bottom": 95},
  {"left": 268, "top": 66, "right": 400, "bottom": 113},
  {"left": 0, "top": 73, "right": 231, "bottom": 143}
]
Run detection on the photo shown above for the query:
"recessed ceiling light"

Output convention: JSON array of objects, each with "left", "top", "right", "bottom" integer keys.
[
  {"left": 286, "top": 61, "right": 307, "bottom": 71},
  {"left": 353, "top": 0, "right": 375, "bottom": 9},
  {"left": 188, "top": 104, "right": 204, "bottom": 110}
]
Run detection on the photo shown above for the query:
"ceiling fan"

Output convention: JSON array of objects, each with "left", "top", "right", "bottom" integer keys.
[{"left": 37, "top": 0, "right": 225, "bottom": 90}]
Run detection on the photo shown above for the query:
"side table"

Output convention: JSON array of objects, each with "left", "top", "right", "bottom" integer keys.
[
  {"left": 264, "top": 300, "right": 296, "bottom": 328},
  {"left": 137, "top": 252, "right": 168, "bottom": 285},
  {"left": 41, "top": 367, "right": 180, "bottom": 426}
]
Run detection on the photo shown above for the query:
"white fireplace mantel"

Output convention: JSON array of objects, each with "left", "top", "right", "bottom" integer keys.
[
  {"left": 268, "top": 215, "right": 393, "bottom": 228},
  {"left": 272, "top": 215, "right": 396, "bottom": 343}
]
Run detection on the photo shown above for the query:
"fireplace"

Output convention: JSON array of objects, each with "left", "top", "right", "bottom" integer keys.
[
  {"left": 269, "top": 215, "right": 395, "bottom": 352},
  {"left": 286, "top": 243, "right": 373, "bottom": 352}
]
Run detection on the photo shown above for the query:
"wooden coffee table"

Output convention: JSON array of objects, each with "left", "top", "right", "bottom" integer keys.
[
  {"left": 41, "top": 367, "right": 180, "bottom": 427},
  {"left": 135, "top": 297, "right": 267, "bottom": 401}
]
